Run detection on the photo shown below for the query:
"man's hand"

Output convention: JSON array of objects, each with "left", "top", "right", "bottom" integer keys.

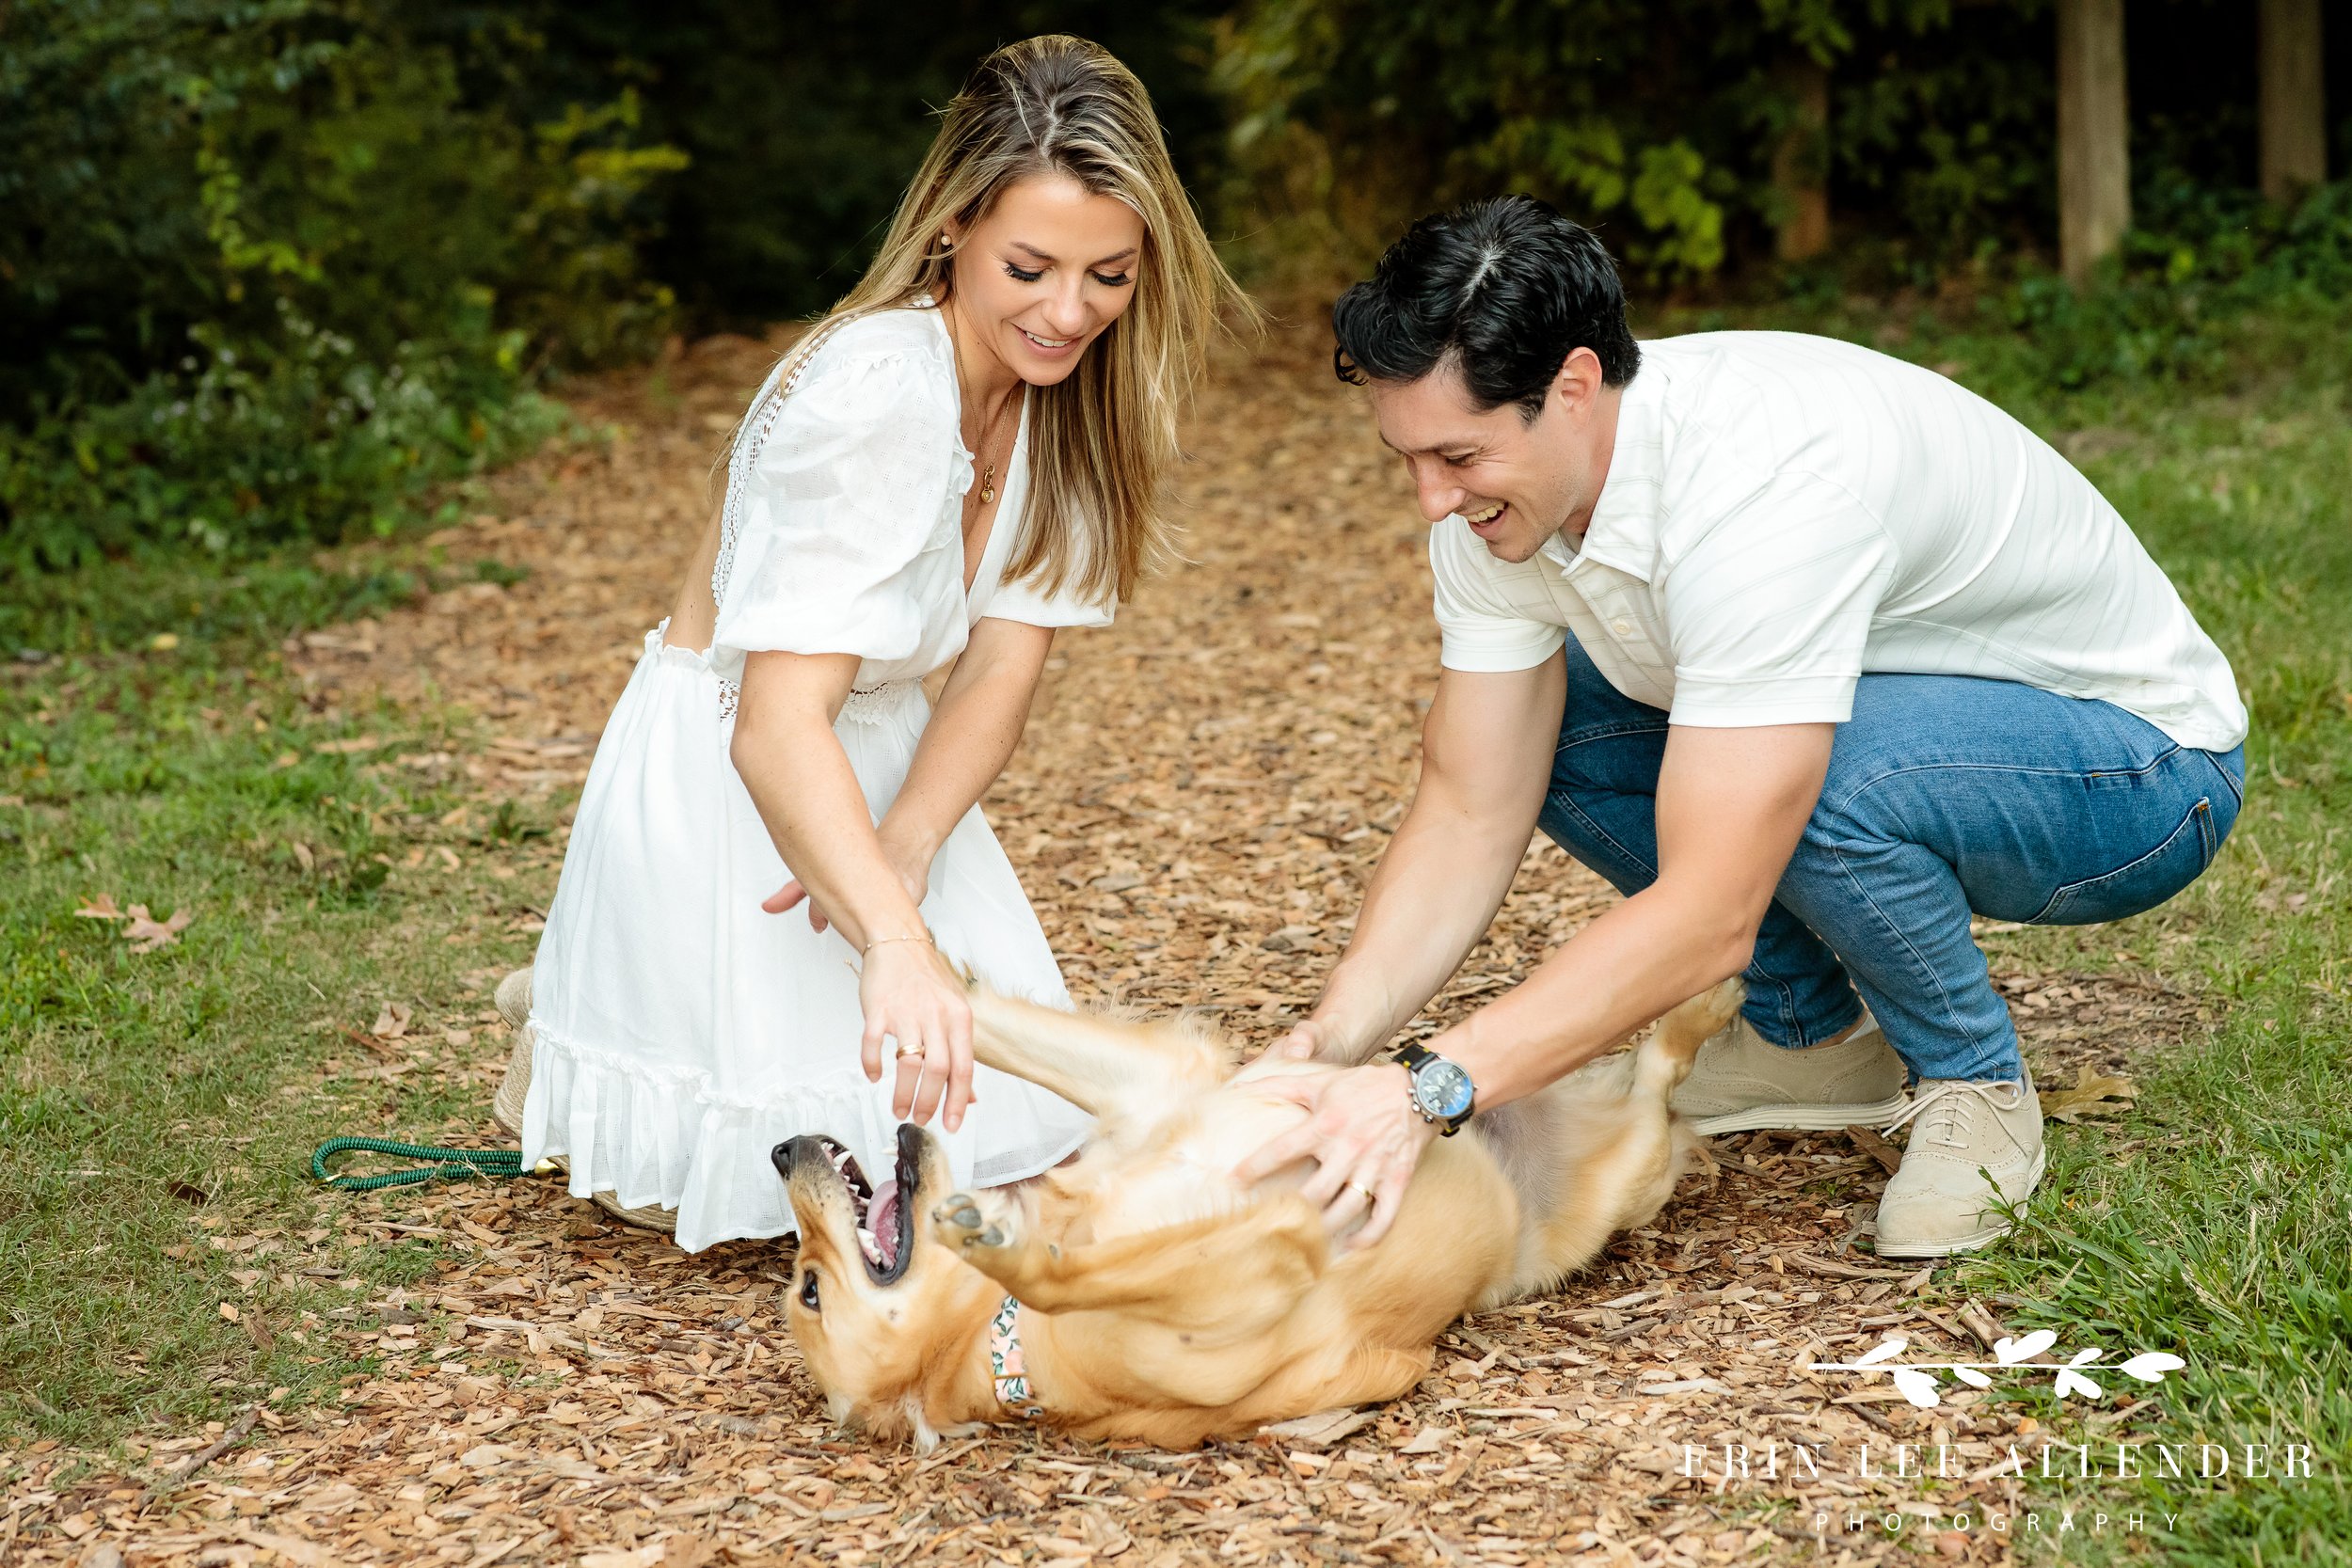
[
  {"left": 1231, "top": 1062, "right": 1438, "bottom": 1250},
  {"left": 1256, "top": 1016, "right": 1351, "bottom": 1065}
]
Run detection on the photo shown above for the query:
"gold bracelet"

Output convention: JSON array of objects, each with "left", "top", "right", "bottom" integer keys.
[{"left": 862, "top": 932, "right": 934, "bottom": 956}]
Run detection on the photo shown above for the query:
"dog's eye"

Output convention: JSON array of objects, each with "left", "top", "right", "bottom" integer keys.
[{"left": 798, "top": 1268, "right": 820, "bottom": 1312}]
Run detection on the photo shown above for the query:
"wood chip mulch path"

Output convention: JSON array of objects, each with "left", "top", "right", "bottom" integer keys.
[{"left": 9, "top": 328, "right": 2203, "bottom": 1568}]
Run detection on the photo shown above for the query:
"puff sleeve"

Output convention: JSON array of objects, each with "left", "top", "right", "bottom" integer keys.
[
  {"left": 984, "top": 510, "right": 1118, "bottom": 630},
  {"left": 708, "top": 348, "right": 961, "bottom": 680}
]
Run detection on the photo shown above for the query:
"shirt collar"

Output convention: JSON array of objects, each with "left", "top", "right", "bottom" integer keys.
[{"left": 1546, "top": 360, "right": 1665, "bottom": 581}]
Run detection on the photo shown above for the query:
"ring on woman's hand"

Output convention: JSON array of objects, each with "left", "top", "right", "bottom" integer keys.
[
  {"left": 1345, "top": 1181, "right": 1377, "bottom": 1204},
  {"left": 894, "top": 1040, "right": 924, "bottom": 1060}
]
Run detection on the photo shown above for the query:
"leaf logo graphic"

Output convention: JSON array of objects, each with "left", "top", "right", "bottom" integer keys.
[
  {"left": 2119, "top": 1352, "right": 2185, "bottom": 1383},
  {"left": 2054, "top": 1347, "right": 2105, "bottom": 1401},
  {"left": 1890, "top": 1367, "right": 1942, "bottom": 1407},
  {"left": 1807, "top": 1330, "right": 2184, "bottom": 1409}
]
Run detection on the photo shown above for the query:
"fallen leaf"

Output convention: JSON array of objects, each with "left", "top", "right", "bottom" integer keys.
[
  {"left": 121, "top": 904, "right": 193, "bottom": 952},
  {"left": 73, "top": 894, "right": 127, "bottom": 921},
  {"left": 218, "top": 1302, "right": 240, "bottom": 1323},
  {"left": 372, "top": 1001, "right": 414, "bottom": 1039},
  {"left": 236, "top": 1528, "right": 345, "bottom": 1568},
  {"left": 167, "top": 1180, "right": 211, "bottom": 1206},
  {"left": 2042, "top": 1065, "right": 2137, "bottom": 1123},
  {"left": 1844, "top": 1123, "right": 1903, "bottom": 1174}
]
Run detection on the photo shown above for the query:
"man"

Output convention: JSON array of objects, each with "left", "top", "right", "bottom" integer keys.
[{"left": 1237, "top": 196, "right": 2246, "bottom": 1259}]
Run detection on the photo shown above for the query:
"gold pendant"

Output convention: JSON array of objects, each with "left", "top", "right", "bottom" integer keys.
[{"left": 980, "top": 465, "right": 996, "bottom": 505}]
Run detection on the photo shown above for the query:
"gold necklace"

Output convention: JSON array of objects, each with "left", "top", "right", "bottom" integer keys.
[{"left": 973, "top": 388, "right": 1022, "bottom": 507}]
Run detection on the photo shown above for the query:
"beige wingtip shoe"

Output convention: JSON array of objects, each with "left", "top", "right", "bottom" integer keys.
[
  {"left": 1670, "top": 1012, "right": 1913, "bottom": 1136},
  {"left": 1872, "top": 1071, "right": 2046, "bottom": 1259}
]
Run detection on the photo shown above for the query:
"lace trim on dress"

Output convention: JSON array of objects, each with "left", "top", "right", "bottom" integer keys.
[{"left": 713, "top": 674, "right": 920, "bottom": 727}]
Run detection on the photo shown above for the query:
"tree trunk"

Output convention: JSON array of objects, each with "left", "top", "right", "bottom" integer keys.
[
  {"left": 2259, "top": 0, "right": 2328, "bottom": 203},
  {"left": 2058, "top": 0, "right": 2131, "bottom": 284},
  {"left": 1773, "top": 55, "right": 1832, "bottom": 262}
]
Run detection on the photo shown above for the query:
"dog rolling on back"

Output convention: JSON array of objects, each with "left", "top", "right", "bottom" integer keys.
[{"left": 776, "top": 978, "right": 1742, "bottom": 1448}]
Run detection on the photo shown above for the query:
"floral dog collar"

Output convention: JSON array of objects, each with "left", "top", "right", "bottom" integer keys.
[{"left": 987, "top": 1294, "right": 1047, "bottom": 1420}]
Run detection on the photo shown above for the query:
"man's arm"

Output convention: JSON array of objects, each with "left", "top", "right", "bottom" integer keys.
[
  {"left": 1237, "top": 720, "right": 1835, "bottom": 1247},
  {"left": 1271, "top": 654, "right": 1567, "bottom": 1065},
  {"left": 1434, "top": 721, "right": 1832, "bottom": 1106}
]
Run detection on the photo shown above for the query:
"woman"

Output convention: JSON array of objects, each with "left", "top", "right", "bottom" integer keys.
[{"left": 493, "top": 36, "right": 1253, "bottom": 1252}]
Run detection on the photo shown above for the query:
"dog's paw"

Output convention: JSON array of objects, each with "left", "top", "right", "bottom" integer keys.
[{"left": 929, "top": 1187, "right": 1021, "bottom": 1255}]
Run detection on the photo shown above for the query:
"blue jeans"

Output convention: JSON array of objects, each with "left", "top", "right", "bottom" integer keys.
[{"left": 1535, "top": 638, "right": 2245, "bottom": 1083}]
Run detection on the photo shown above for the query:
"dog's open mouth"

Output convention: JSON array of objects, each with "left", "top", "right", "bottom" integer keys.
[{"left": 812, "top": 1129, "right": 919, "bottom": 1285}]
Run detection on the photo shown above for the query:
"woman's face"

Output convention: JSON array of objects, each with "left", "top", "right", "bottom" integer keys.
[{"left": 946, "top": 173, "right": 1146, "bottom": 388}]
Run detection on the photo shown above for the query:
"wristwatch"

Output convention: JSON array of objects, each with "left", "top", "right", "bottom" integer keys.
[{"left": 1394, "top": 1042, "right": 1475, "bottom": 1136}]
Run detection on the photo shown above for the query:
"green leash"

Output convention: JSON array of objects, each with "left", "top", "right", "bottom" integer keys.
[{"left": 309, "top": 1136, "right": 551, "bottom": 1192}]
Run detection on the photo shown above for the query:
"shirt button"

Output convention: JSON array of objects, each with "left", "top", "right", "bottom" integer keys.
[{"left": 1610, "top": 617, "right": 1634, "bottom": 636}]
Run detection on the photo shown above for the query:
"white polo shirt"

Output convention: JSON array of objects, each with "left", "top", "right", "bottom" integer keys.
[{"left": 1430, "top": 331, "right": 2248, "bottom": 752}]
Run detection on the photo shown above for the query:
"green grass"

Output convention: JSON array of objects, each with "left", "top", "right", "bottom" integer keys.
[
  {"left": 0, "top": 632, "right": 562, "bottom": 1447},
  {"left": 3, "top": 289, "right": 2347, "bottom": 1562}
]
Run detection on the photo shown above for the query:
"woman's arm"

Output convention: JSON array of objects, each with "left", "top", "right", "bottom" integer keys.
[
  {"left": 765, "top": 617, "right": 1054, "bottom": 927},
  {"left": 883, "top": 616, "right": 1055, "bottom": 872},
  {"left": 730, "top": 649, "right": 978, "bottom": 1129}
]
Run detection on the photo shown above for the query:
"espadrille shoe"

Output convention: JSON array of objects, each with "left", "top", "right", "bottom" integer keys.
[
  {"left": 490, "top": 965, "right": 534, "bottom": 1138},
  {"left": 592, "top": 1193, "right": 679, "bottom": 1234},
  {"left": 489, "top": 967, "right": 678, "bottom": 1234}
]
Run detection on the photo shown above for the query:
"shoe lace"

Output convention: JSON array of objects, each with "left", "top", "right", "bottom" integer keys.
[{"left": 1879, "top": 1078, "right": 2025, "bottom": 1149}]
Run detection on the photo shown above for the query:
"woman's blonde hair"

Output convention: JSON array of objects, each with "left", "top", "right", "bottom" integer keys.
[{"left": 785, "top": 35, "right": 1257, "bottom": 606}]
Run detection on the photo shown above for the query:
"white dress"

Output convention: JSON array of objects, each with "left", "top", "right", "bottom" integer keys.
[{"left": 521, "top": 302, "right": 1108, "bottom": 1252}]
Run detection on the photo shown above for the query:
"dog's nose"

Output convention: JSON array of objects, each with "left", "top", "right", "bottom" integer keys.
[{"left": 773, "top": 1137, "right": 828, "bottom": 1181}]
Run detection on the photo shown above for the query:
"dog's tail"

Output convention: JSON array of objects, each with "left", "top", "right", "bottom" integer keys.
[{"left": 1632, "top": 978, "right": 1746, "bottom": 1101}]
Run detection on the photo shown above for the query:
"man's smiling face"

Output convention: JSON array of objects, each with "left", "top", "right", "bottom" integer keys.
[{"left": 1367, "top": 350, "right": 1614, "bottom": 564}]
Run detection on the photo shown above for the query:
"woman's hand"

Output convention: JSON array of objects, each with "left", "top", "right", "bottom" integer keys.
[
  {"left": 857, "top": 940, "right": 977, "bottom": 1131},
  {"left": 1230, "top": 1062, "right": 1438, "bottom": 1250},
  {"left": 766, "top": 837, "right": 932, "bottom": 933}
]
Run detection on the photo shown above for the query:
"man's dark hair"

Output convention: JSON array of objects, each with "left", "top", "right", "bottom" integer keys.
[{"left": 1331, "top": 195, "right": 1640, "bottom": 419}]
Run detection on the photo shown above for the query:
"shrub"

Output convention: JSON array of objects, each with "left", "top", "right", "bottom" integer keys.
[{"left": 0, "top": 0, "right": 682, "bottom": 570}]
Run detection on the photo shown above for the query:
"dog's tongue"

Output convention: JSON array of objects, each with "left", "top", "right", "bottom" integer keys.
[{"left": 867, "top": 1180, "right": 900, "bottom": 1266}]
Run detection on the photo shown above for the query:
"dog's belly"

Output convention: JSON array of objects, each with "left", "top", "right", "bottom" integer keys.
[{"left": 1073, "top": 1068, "right": 1329, "bottom": 1240}]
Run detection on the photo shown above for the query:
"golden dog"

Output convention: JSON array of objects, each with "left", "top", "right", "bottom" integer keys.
[{"left": 774, "top": 979, "right": 1742, "bottom": 1449}]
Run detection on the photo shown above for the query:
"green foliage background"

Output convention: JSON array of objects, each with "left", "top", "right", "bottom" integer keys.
[{"left": 4, "top": 0, "right": 2348, "bottom": 582}]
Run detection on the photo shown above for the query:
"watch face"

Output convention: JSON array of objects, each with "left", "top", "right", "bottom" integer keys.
[{"left": 1414, "top": 1059, "right": 1474, "bottom": 1121}]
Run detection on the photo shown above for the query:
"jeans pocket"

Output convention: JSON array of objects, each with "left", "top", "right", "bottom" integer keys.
[{"left": 2029, "top": 797, "right": 2217, "bottom": 926}]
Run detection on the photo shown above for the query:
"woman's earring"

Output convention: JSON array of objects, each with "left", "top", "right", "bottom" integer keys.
[{"left": 939, "top": 232, "right": 954, "bottom": 250}]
